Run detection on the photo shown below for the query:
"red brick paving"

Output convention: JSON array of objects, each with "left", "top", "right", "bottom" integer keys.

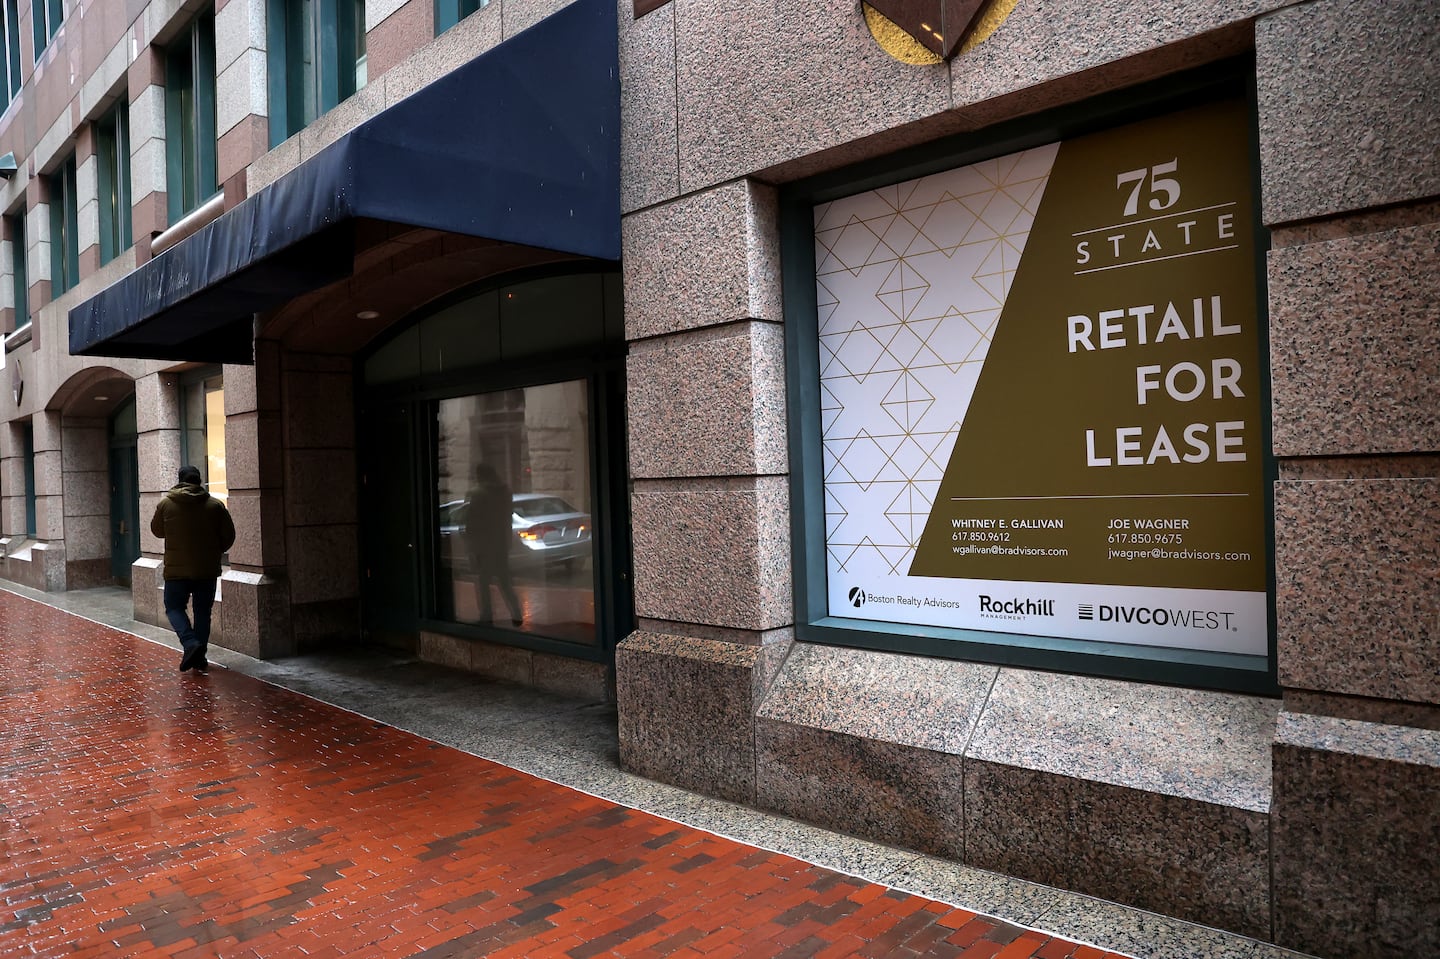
[{"left": 0, "top": 591, "right": 1129, "bottom": 958}]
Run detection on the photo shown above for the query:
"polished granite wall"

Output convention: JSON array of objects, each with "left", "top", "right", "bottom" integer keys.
[
  {"left": 615, "top": 0, "right": 1439, "bottom": 955},
  {"left": 1258, "top": 1, "right": 1440, "bottom": 954}
]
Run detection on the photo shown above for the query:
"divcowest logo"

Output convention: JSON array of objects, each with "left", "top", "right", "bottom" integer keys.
[
  {"left": 978, "top": 595, "right": 1055, "bottom": 619},
  {"left": 1079, "top": 603, "right": 1237, "bottom": 630}
]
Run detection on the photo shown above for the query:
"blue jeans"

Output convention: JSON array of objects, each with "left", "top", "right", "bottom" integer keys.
[{"left": 164, "top": 578, "right": 218, "bottom": 654}]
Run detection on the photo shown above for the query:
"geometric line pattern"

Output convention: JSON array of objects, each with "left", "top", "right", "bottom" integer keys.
[{"left": 814, "top": 144, "right": 1060, "bottom": 584}]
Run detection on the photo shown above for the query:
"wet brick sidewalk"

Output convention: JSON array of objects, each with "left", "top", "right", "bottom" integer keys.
[{"left": 0, "top": 590, "right": 1128, "bottom": 958}]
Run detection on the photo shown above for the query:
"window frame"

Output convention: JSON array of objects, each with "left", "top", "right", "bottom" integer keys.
[
  {"left": 179, "top": 367, "right": 226, "bottom": 502},
  {"left": 97, "top": 101, "right": 133, "bottom": 265},
  {"left": 30, "top": 0, "right": 61, "bottom": 60},
  {"left": 434, "top": 0, "right": 488, "bottom": 35},
  {"left": 7, "top": 209, "right": 26, "bottom": 331},
  {"left": 164, "top": 9, "right": 218, "bottom": 224},
  {"left": 266, "top": 0, "right": 365, "bottom": 147},
  {"left": 358, "top": 264, "right": 632, "bottom": 664},
  {"left": 46, "top": 153, "right": 78, "bottom": 296},
  {"left": 2, "top": 0, "right": 22, "bottom": 100},
  {"left": 779, "top": 59, "right": 1277, "bottom": 695}
]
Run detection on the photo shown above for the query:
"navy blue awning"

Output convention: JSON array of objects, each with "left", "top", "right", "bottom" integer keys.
[{"left": 69, "top": 0, "right": 618, "bottom": 364}]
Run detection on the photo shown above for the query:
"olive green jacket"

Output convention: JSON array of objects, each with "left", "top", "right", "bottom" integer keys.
[{"left": 150, "top": 482, "right": 236, "bottom": 580}]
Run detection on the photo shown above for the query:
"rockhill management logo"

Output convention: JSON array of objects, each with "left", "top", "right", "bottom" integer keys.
[{"left": 978, "top": 595, "right": 1056, "bottom": 620}]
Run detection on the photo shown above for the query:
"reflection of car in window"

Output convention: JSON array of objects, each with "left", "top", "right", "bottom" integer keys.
[{"left": 439, "top": 493, "right": 591, "bottom": 572}]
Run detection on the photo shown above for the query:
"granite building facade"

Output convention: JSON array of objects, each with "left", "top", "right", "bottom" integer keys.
[{"left": 0, "top": 1, "right": 1434, "bottom": 956}]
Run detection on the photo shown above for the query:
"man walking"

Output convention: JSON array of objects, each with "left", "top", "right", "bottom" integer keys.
[{"left": 151, "top": 465, "right": 236, "bottom": 673}]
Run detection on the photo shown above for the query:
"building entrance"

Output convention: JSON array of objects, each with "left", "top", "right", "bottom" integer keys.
[{"left": 358, "top": 268, "right": 632, "bottom": 665}]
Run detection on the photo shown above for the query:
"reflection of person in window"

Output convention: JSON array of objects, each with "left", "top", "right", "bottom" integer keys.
[{"left": 465, "top": 464, "right": 522, "bottom": 627}]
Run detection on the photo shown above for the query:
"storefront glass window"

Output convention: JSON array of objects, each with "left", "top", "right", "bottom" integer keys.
[
  {"left": 180, "top": 372, "right": 226, "bottom": 503},
  {"left": 434, "top": 380, "right": 595, "bottom": 645},
  {"left": 787, "top": 80, "right": 1272, "bottom": 690}
]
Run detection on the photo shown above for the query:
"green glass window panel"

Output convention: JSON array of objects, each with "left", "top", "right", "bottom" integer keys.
[
  {"left": 268, "top": 0, "right": 365, "bottom": 147},
  {"left": 9, "top": 212, "right": 27, "bottom": 330},
  {"left": 435, "top": 0, "right": 488, "bottom": 35},
  {"left": 30, "top": 0, "right": 61, "bottom": 59},
  {"left": 165, "top": 11, "right": 218, "bottom": 221},
  {"left": 603, "top": 272, "right": 624, "bottom": 342},
  {"left": 433, "top": 380, "right": 597, "bottom": 644},
  {"left": 98, "top": 103, "right": 133, "bottom": 264},
  {"left": 48, "top": 155, "right": 78, "bottom": 295},
  {"left": 364, "top": 325, "right": 421, "bottom": 385},
  {"left": 2, "top": 0, "right": 21, "bottom": 99},
  {"left": 498, "top": 274, "right": 606, "bottom": 360},
  {"left": 421, "top": 290, "right": 500, "bottom": 375}
]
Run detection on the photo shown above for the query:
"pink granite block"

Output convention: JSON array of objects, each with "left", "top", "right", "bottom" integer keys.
[
  {"left": 1274, "top": 477, "right": 1440, "bottom": 704},
  {"left": 1269, "top": 222, "right": 1440, "bottom": 457},
  {"left": 619, "top": 0, "right": 678, "bottom": 213},
  {"left": 1258, "top": 0, "right": 1440, "bottom": 226},
  {"left": 616, "top": 630, "right": 766, "bottom": 803},
  {"left": 622, "top": 180, "right": 781, "bottom": 340},
  {"left": 626, "top": 322, "right": 787, "bottom": 478},
  {"left": 286, "top": 524, "right": 359, "bottom": 605},
  {"left": 629, "top": 479, "right": 791, "bottom": 630},
  {"left": 1272, "top": 712, "right": 1440, "bottom": 958},
  {"left": 672, "top": 0, "right": 952, "bottom": 194},
  {"left": 754, "top": 644, "right": 993, "bottom": 857},
  {"left": 965, "top": 760, "right": 1270, "bottom": 939},
  {"left": 951, "top": 0, "right": 1272, "bottom": 123},
  {"left": 963, "top": 669, "right": 1277, "bottom": 938}
]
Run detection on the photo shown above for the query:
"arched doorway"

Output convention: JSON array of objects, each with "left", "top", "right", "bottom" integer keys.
[{"left": 358, "top": 267, "right": 633, "bottom": 669}]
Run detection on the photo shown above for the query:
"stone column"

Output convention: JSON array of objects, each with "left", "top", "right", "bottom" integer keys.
[
  {"left": 280, "top": 350, "right": 359, "bottom": 651},
  {"left": 1257, "top": 2, "right": 1440, "bottom": 956},
  {"left": 221, "top": 338, "right": 293, "bottom": 658},
  {"left": 615, "top": 179, "right": 792, "bottom": 804},
  {"left": 30, "top": 410, "right": 65, "bottom": 588},
  {"left": 75, "top": 123, "right": 99, "bottom": 277},
  {"left": 132, "top": 371, "right": 182, "bottom": 626},
  {"left": 215, "top": 0, "right": 269, "bottom": 194},
  {"left": 0, "top": 424, "right": 22, "bottom": 540},
  {"left": 126, "top": 49, "right": 168, "bottom": 262}
]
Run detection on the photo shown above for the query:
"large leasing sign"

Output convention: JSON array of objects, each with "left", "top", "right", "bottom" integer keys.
[{"left": 815, "top": 99, "right": 1266, "bottom": 655}]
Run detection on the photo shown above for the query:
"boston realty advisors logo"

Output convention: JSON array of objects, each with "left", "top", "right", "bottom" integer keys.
[
  {"left": 978, "top": 594, "right": 1056, "bottom": 621},
  {"left": 847, "top": 587, "right": 867, "bottom": 608}
]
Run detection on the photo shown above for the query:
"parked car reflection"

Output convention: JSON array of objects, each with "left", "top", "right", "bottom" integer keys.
[{"left": 439, "top": 493, "right": 592, "bottom": 572}]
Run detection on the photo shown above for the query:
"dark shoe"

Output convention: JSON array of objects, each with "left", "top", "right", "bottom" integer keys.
[
  {"left": 179, "top": 647, "right": 204, "bottom": 672},
  {"left": 194, "top": 656, "right": 209, "bottom": 673}
]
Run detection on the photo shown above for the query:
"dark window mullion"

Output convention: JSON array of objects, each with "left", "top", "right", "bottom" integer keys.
[
  {"left": 317, "top": 0, "right": 340, "bottom": 112},
  {"left": 63, "top": 157, "right": 77, "bottom": 289},
  {"left": 29, "top": 0, "right": 44, "bottom": 61},
  {"left": 98, "top": 120, "right": 116, "bottom": 263},
  {"left": 117, "top": 105, "right": 132, "bottom": 250},
  {"left": 194, "top": 11, "right": 218, "bottom": 203},
  {"left": 2, "top": 0, "right": 20, "bottom": 98},
  {"left": 165, "top": 11, "right": 218, "bottom": 222},
  {"left": 11, "top": 212, "right": 27, "bottom": 329}
]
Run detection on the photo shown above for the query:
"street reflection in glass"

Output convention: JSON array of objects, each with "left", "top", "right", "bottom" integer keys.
[{"left": 435, "top": 380, "right": 596, "bottom": 645}]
